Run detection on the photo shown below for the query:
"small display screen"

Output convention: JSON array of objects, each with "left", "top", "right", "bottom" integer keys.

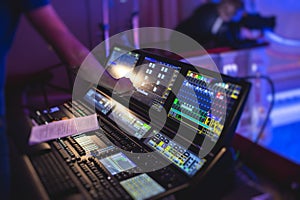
[
  {"left": 73, "top": 131, "right": 115, "bottom": 157},
  {"left": 84, "top": 88, "right": 114, "bottom": 115},
  {"left": 100, "top": 152, "right": 137, "bottom": 175},
  {"left": 120, "top": 173, "right": 165, "bottom": 200},
  {"left": 105, "top": 47, "right": 140, "bottom": 79}
]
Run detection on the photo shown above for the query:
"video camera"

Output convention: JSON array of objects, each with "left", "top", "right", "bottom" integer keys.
[{"left": 240, "top": 13, "right": 276, "bottom": 30}]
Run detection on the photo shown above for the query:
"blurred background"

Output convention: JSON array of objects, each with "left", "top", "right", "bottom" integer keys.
[{"left": 6, "top": 0, "right": 300, "bottom": 191}]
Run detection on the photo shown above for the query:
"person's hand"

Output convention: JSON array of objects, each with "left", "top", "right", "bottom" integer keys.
[
  {"left": 113, "top": 77, "right": 136, "bottom": 97},
  {"left": 240, "top": 27, "right": 263, "bottom": 40}
]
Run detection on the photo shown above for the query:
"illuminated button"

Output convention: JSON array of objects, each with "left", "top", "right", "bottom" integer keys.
[
  {"left": 165, "top": 146, "right": 171, "bottom": 151},
  {"left": 158, "top": 141, "right": 164, "bottom": 147}
]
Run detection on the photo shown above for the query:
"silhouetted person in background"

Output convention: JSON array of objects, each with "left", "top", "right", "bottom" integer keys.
[
  {"left": 171, "top": 0, "right": 276, "bottom": 52},
  {"left": 171, "top": 0, "right": 244, "bottom": 51}
]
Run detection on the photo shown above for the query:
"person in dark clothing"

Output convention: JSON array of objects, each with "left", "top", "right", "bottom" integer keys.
[
  {"left": 1, "top": 1, "right": 134, "bottom": 199},
  {"left": 171, "top": 0, "right": 244, "bottom": 51}
]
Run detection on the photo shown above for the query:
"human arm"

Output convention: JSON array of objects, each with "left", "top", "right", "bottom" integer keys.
[{"left": 25, "top": 4, "right": 134, "bottom": 93}]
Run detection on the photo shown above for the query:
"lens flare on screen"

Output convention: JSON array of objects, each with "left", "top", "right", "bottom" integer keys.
[{"left": 110, "top": 64, "right": 133, "bottom": 79}]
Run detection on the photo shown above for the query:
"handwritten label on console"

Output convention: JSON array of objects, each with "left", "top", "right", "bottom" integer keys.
[{"left": 29, "top": 114, "right": 99, "bottom": 145}]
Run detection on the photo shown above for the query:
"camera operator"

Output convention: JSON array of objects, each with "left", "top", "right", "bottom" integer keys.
[{"left": 171, "top": 0, "right": 276, "bottom": 51}]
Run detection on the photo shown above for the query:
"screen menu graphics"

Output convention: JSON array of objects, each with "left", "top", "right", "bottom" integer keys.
[
  {"left": 105, "top": 46, "right": 140, "bottom": 79},
  {"left": 168, "top": 70, "right": 243, "bottom": 148},
  {"left": 104, "top": 47, "right": 182, "bottom": 113},
  {"left": 130, "top": 56, "right": 181, "bottom": 112}
]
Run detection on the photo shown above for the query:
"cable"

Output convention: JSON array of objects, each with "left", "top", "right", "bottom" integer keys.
[
  {"left": 228, "top": 75, "right": 275, "bottom": 185},
  {"left": 241, "top": 74, "right": 275, "bottom": 145}
]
